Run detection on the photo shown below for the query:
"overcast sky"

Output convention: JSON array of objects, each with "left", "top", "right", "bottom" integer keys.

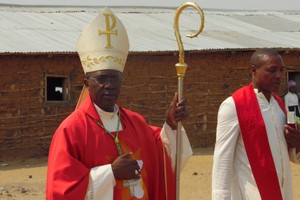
[{"left": 0, "top": 0, "right": 300, "bottom": 11}]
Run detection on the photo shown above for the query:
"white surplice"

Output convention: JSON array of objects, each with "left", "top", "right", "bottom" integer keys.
[{"left": 212, "top": 89, "right": 300, "bottom": 200}]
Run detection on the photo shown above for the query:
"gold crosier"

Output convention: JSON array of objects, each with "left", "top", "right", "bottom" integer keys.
[{"left": 174, "top": 2, "right": 204, "bottom": 200}]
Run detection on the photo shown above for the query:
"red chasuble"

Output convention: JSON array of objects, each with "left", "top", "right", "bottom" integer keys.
[
  {"left": 46, "top": 94, "right": 175, "bottom": 199},
  {"left": 232, "top": 84, "right": 286, "bottom": 200}
]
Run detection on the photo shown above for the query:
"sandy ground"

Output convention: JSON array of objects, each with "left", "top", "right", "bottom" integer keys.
[{"left": 0, "top": 148, "right": 299, "bottom": 200}]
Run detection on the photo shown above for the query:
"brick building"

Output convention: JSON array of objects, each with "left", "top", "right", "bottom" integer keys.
[{"left": 1, "top": 6, "right": 300, "bottom": 160}]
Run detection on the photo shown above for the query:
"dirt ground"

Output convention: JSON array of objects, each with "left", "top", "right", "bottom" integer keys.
[{"left": 0, "top": 148, "right": 299, "bottom": 200}]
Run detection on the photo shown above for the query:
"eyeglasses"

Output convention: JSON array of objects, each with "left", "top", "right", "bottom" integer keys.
[{"left": 89, "top": 76, "right": 122, "bottom": 85}]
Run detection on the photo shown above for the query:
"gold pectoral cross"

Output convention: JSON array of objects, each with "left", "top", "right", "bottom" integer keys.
[
  {"left": 123, "top": 179, "right": 138, "bottom": 197},
  {"left": 98, "top": 13, "right": 117, "bottom": 49}
]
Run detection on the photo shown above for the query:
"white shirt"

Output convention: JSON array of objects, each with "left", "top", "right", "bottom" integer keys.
[
  {"left": 284, "top": 92, "right": 299, "bottom": 112},
  {"left": 212, "top": 89, "right": 300, "bottom": 200}
]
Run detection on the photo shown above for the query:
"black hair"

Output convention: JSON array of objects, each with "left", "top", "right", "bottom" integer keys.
[{"left": 250, "top": 49, "right": 281, "bottom": 68}]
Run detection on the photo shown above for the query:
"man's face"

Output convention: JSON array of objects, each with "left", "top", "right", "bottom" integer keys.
[
  {"left": 85, "top": 69, "right": 122, "bottom": 112},
  {"left": 290, "top": 85, "right": 296, "bottom": 93},
  {"left": 252, "top": 54, "right": 284, "bottom": 95}
]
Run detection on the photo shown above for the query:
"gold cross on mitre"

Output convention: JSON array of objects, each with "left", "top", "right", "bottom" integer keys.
[{"left": 98, "top": 12, "right": 117, "bottom": 49}]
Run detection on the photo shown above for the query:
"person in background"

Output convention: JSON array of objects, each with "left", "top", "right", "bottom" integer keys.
[
  {"left": 46, "top": 8, "right": 192, "bottom": 200},
  {"left": 212, "top": 49, "right": 300, "bottom": 200},
  {"left": 284, "top": 80, "right": 300, "bottom": 117}
]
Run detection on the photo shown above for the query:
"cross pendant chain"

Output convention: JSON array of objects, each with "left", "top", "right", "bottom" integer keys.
[
  {"left": 114, "top": 137, "right": 122, "bottom": 155},
  {"left": 90, "top": 110, "right": 123, "bottom": 155}
]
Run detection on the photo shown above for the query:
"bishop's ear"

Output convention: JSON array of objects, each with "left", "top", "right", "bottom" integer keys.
[{"left": 251, "top": 65, "right": 257, "bottom": 73}]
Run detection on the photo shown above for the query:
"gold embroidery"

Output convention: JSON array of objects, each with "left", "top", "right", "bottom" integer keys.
[
  {"left": 98, "top": 13, "right": 117, "bottom": 49},
  {"left": 81, "top": 55, "right": 125, "bottom": 69}
]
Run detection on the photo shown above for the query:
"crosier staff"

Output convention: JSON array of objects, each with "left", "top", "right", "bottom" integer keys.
[{"left": 173, "top": 2, "right": 204, "bottom": 199}]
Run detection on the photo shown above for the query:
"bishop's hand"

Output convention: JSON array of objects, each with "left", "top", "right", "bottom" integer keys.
[
  {"left": 166, "top": 92, "right": 188, "bottom": 130},
  {"left": 111, "top": 152, "right": 141, "bottom": 180}
]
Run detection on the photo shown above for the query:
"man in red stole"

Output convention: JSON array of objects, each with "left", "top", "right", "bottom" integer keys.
[
  {"left": 46, "top": 7, "right": 193, "bottom": 200},
  {"left": 212, "top": 49, "right": 300, "bottom": 200}
]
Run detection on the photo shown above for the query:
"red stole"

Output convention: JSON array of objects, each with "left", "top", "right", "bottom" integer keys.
[{"left": 232, "top": 83, "right": 286, "bottom": 200}]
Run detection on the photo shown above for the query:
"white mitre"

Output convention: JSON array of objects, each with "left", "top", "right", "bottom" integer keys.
[{"left": 76, "top": 7, "right": 129, "bottom": 74}]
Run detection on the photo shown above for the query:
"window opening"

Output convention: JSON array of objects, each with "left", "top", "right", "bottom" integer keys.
[{"left": 46, "top": 76, "right": 69, "bottom": 102}]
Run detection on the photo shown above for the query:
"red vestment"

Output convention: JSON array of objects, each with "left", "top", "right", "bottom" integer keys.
[
  {"left": 46, "top": 94, "right": 175, "bottom": 199},
  {"left": 232, "top": 84, "right": 286, "bottom": 200}
]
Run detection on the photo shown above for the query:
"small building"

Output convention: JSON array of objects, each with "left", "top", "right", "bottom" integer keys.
[{"left": 1, "top": 5, "right": 300, "bottom": 160}]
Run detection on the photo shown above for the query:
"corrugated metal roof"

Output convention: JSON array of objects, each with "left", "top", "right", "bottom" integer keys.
[{"left": 1, "top": 6, "right": 300, "bottom": 53}]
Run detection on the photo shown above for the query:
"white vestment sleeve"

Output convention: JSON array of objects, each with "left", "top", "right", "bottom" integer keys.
[
  {"left": 212, "top": 97, "right": 240, "bottom": 200},
  {"left": 160, "top": 122, "right": 193, "bottom": 171},
  {"left": 85, "top": 164, "right": 116, "bottom": 200},
  {"left": 289, "top": 147, "right": 300, "bottom": 164}
]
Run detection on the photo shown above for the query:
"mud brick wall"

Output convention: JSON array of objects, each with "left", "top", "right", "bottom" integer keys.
[{"left": 0, "top": 54, "right": 84, "bottom": 160}]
